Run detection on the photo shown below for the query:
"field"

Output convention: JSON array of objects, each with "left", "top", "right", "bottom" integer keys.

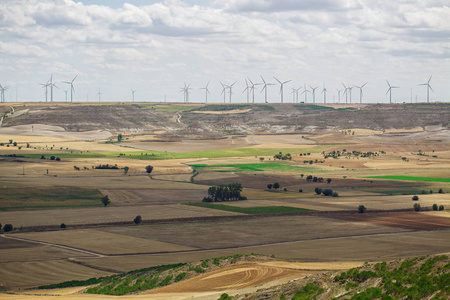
[{"left": 0, "top": 102, "right": 450, "bottom": 299}]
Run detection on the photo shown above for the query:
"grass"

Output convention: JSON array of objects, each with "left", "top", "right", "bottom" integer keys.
[
  {"left": 366, "top": 175, "right": 450, "bottom": 183},
  {"left": 187, "top": 203, "right": 313, "bottom": 214},
  {"left": 20, "top": 145, "right": 335, "bottom": 160},
  {"left": 0, "top": 187, "right": 103, "bottom": 210},
  {"left": 189, "top": 104, "right": 274, "bottom": 112},
  {"left": 189, "top": 162, "right": 319, "bottom": 173}
]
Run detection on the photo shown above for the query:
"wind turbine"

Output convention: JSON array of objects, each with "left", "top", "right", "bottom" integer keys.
[
  {"left": 220, "top": 82, "right": 228, "bottom": 103},
  {"left": 248, "top": 78, "right": 261, "bottom": 104},
  {"left": 97, "top": 90, "right": 102, "bottom": 102},
  {"left": 200, "top": 81, "right": 210, "bottom": 103},
  {"left": 419, "top": 75, "right": 433, "bottom": 103},
  {"left": 62, "top": 75, "right": 77, "bottom": 103},
  {"left": 300, "top": 84, "right": 310, "bottom": 103},
  {"left": 274, "top": 77, "right": 291, "bottom": 103},
  {"left": 321, "top": 84, "right": 327, "bottom": 103},
  {"left": 48, "top": 74, "right": 58, "bottom": 102},
  {"left": 39, "top": 80, "right": 50, "bottom": 102},
  {"left": 0, "top": 84, "right": 9, "bottom": 103},
  {"left": 336, "top": 89, "right": 342, "bottom": 103},
  {"left": 309, "top": 85, "right": 319, "bottom": 103},
  {"left": 386, "top": 80, "right": 399, "bottom": 104},
  {"left": 131, "top": 89, "right": 135, "bottom": 102},
  {"left": 64, "top": 89, "right": 68, "bottom": 102},
  {"left": 228, "top": 82, "right": 237, "bottom": 103},
  {"left": 354, "top": 82, "right": 368, "bottom": 104},
  {"left": 260, "top": 76, "right": 275, "bottom": 103},
  {"left": 243, "top": 79, "right": 250, "bottom": 103}
]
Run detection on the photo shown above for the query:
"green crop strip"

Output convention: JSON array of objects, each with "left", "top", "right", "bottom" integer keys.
[
  {"left": 189, "top": 163, "right": 320, "bottom": 173},
  {"left": 366, "top": 176, "right": 450, "bottom": 183},
  {"left": 187, "top": 203, "right": 313, "bottom": 214}
]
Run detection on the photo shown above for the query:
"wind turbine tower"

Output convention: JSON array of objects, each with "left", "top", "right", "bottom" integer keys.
[
  {"left": 322, "top": 84, "right": 327, "bottom": 103},
  {"left": 228, "top": 82, "right": 237, "bottom": 103},
  {"left": 131, "top": 90, "right": 135, "bottom": 102},
  {"left": 220, "top": 82, "right": 228, "bottom": 103},
  {"left": 386, "top": 80, "right": 399, "bottom": 104},
  {"left": 336, "top": 89, "right": 342, "bottom": 103},
  {"left": 354, "top": 82, "right": 368, "bottom": 104},
  {"left": 243, "top": 79, "right": 250, "bottom": 103},
  {"left": 49, "top": 74, "right": 58, "bottom": 102},
  {"left": 419, "top": 75, "right": 433, "bottom": 103},
  {"left": 274, "top": 77, "right": 291, "bottom": 103},
  {"left": 63, "top": 75, "right": 77, "bottom": 103},
  {"left": 260, "top": 76, "right": 275, "bottom": 103},
  {"left": 40, "top": 81, "right": 50, "bottom": 102},
  {"left": 309, "top": 85, "right": 319, "bottom": 103},
  {"left": 301, "top": 84, "right": 310, "bottom": 103},
  {"left": 0, "top": 84, "right": 9, "bottom": 103},
  {"left": 200, "top": 82, "right": 210, "bottom": 103},
  {"left": 97, "top": 90, "right": 102, "bottom": 102},
  {"left": 64, "top": 89, "right": 68, "bottom": 102}
]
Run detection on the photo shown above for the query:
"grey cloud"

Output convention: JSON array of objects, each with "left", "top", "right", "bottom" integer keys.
[{"left": 224, "top": 0, "right": 362, "bottom": 13}]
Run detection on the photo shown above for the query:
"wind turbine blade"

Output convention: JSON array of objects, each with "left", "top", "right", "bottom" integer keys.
[
  {"left": 385, "top": 88, "right": 390, "bottom": 95},
  {"left": 260, "top": 76, "right": 266, "bottom": 84},
  {"left": 72, "top": 75, "right": 78, "bottom": 83},
  {"left": 283, "top": 80, "right": 291, "bottom": 84},
  {"left": 274, "top": 77, "right": 282, "bottom": 84},
  {"left": 342, "top": 82, "right": 347, "bottom": 89},
  {"left": 362, "top": 82, "right": 368, "bottom": 88},
  {"left": 429, "top": 85, "right": 434, "bottom": 92},
  {"left": 428, "top": 75, "right": 432, "bottom": 84},
  {"left": 386, "top": 80, "right": 391, "bottom": 88}
]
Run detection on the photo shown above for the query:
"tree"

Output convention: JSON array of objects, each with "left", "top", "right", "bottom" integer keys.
[
  {"left": 123, "top": 166, "right": 129, "bottom": 175},
  {"left": 117, "top": 133, "right": 123, "bottom": 142},
  {"left": 438, "top": 188, "right": 444, "bottom": 194},
  {"left": 298, "top": 189, "right": 303, "bottom": 193},
  {"left": 327, "top": 178, "right": 332, "bottom": 184},
  {"left": 432, "top": 204, "right": 438, "bottom": 211},
  {"left": 358, "top": 205, "right": 366, "bottom": 213},
  {"left": 322, "top": 188, "right": 333, "bottom": 196},
  {"left": 332, "top": 192, "right": 339, "bottom": 197},
  {"left": 145, "top": 165, "right": 153, "bottom": 174},
  {"left": 315, "top": 187, "right": 322, "bottom": 195},
  {"left": 439, "top": 205, "right": 445, "bottom": 211},
  {"left": 306, "top": 175, "right": 313, "bottom": 181},
  {"left": 134, "top": 215, "right": 142, "bottom": 224},
  {"left": 273, "top": 182, "right": 280, "bottom": 190},
  {"left": 412, "top": 195, "right": 419, "bottom": 201},
  {"left": 101, "top": 195, "right": 111, "bottom": 207},
  {"left": 267, "top": 183, "right": 273, "bottom": 190},
  {"left": 300, "top": 174, "right": 304, "bottom": 178},
  {"left": 414, "top": 203, "right": 421, "bottom": 212},
  {"left": 3, "top": 224, "right": 13, "bottom": 232},
  {"left": 60, "top": 223, "right": 66, "bottom": 229}
]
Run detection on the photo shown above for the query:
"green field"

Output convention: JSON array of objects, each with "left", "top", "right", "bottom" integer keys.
[
  {"left": 187, "top": 203, "right": 313, "bottom": 214},
  {"left": 189, "top": 163, "right": 319, "bottom": 173},
  {"left": 366, "top": 176, "right": 450, "bottom": 183},
  {"left": 0, "top": 187, "right": 103, "bottom": 210},
  {"left": 19, "top": 145, "right": 335, "bottom": 160}
]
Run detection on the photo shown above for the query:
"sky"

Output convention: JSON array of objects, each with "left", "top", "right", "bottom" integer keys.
[{"left": 0, "top": 0, "right": 449, "bottom": 104}]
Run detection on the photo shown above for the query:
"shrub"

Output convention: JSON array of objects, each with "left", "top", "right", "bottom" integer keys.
[
  {"left": 101, "top": 195, "right": 111, "bottom": 207},
  {"left": 412, "top": 195, "right": 419, "bottom": 201},
  {"left": 306, "top": 175, "right": 313, "bottom": 181},
  {"left": 298, "top": 189, "right": 303, "bottom": 193},
  {"left": 327, "top": 178, "right": 332, "bottom": 184},
  {"left": 315, "top": 187, "right": 322, "bottom": 195},
  {"left": 358, "top": 205, "right": 366, "bottom": 213},
  {"left": 3, "top": 224, "right": 13, "bottom": 232},
  {"left": 414, "top": 203, "right": 421, "bottom": 212},
  {"left": 322, "top": 188, "right": 333, "bottom": 196},
  {"left": 332, "top": 192, "right": 339, "bottom": 197},
  {"left": 438, "top": 188, "right": 444, "bottom": 194},
  {"left": 283, "top": 187, "right": 287, "bottom": 191},
  {"left": 267, "top": 183, "right": 273, "bottom": 190},
  {"left": 202, "top": 197, "right": 213, "bottom": 202},
  {"left": 145, "top": 165, "right": 153, "bottom": 174},
  {"left": 273, "top": 182, "right": 280, "bottom": 189},
  {"left": 55, "top": 157, "right": 60, "bottom": 161},
  {"left": 60, "top": 223, "right": 66, "bottom": 229},
  {"left": 432, "top": 204, "right": 438, "bottom": 211},
  {"left": 218, "top": 293, "right": 232, "bottom": 300},
  {"left": 439, "top": 205, "right": 445, "bottom": 211},
  {"left": 50, "top": 156, "right": 55, "bottom": 160},
  {"left": 40, "top": 155, "right": 45, "bottom": 159},
  {"left": 134, "top": 215, "right": 142, "bottom": 224}
]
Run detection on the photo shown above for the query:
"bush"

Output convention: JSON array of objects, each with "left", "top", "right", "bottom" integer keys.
[
  {"left": 412, "top": 195, "right": 419, "bottom": 201},
  {"left": 145, "top": 165, "right": 153, "bottom": 174},
  {"left": 322, "top": 188, "right": 333, "bottom": 196},
  {"left": 332, "top": 192, "right": 339, "bottom": 197},
  {"left": 432, "top": 204, "right": 438, "bottom": 211},
  {"left": 50, "top": 156, "right": 56, "bottom": 160},
  {"left": 327, "top": 178, "right": 332, "bottom": 184},
  {"left": 298, "top": 189, "right": 303, "bottom": 193},
  {"left": 101, "top": 195, "right": 111, "bottom": 207},
  {"left": 273, "top": 182, "right": 280, "bottom": 189},
  {"left": 439, "top": 205, "right": 445, "bottom": 211},
  {"left": 217, "top": 294, "right": 232, "bottom": 300},
  {"left": 60, "top": 223, "right": 66, "bottom": 229},
  {"left": 315, "top": 187, "right": 322, "bottom": 195},
  {"left": 283, "top": 187, "right": 287, "bottom": 191},
  {"left": 438, "top": 188, "right": 444, "bottom": 194},
  {"left": 267, "top": 183, "right": 273, "bottom": 190},
  {"left": 134, "top": 215, "right": 142, "bottom": 224},
  {"left": 414, "top": 203, "right": 421, "bottom": 212},
  {"left": 358, "top": 205, "right": 366, "bottom": 214},
  {"left": 3, "top": 224, "right": 13, "bottom": 232}
]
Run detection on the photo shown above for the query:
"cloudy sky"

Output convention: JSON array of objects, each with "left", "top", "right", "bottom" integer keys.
[{"left": 0, "top": 0, "right": 449, "bottom": 103}]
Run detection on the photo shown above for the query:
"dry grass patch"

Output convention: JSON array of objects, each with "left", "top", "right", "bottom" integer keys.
[{"left": 14, "top": 230, "right": 197, "bottom": 255}]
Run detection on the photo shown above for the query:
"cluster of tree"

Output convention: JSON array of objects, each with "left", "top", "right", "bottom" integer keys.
[
  {"left": 0, "top": 223, "right": 13, "bottom": 232},
  {"left": 41, "top": 155, "right": 61, "bottom": 161},
  {"left": 95, "top": 164, "right": 119, "bottom": 170},
  {"left": 267, "top": 182, "right": 280, "bottom": 190},
  {"left": 101, "top": 195, "right": 111, "bottom": 207},
  {"left": 273, "top": 152, "right": 292, "bottom": 160},
  {"left": 298, "top": 153, "right": 311, "bottom": 156},
  {"left": 432, "top": 204, "right": 445, "bottom": 211},
  {"left": 303, "top": 159, "right": 325, "bottom": 164},
  {"left": 305, "top": 175, "right": 332, "bottom": 184},
  {"left": 203, "top": 183, "right": 245, "bottom": 202},
  {"left": 323, "top": 149, "right": 380, "bottom": 159},
  {"left": 341, "top": 130, "right": 355, "bottom": 135},
  {"left": 315, "top": 187, "right": 338, "bottom": 197}
]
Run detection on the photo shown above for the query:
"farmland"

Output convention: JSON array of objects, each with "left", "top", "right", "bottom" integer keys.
[{"left": 0, "top": 102, "right": 450, "bottom": 299}]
